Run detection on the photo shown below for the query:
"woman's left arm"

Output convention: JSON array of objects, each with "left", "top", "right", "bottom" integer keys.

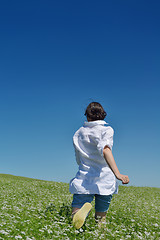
[{"left": 103, "top": 146, "right": 129, "bottom": 184}]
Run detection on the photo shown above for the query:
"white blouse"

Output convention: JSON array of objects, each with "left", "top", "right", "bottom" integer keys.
[{"left": 69, "top": 120, "right": 118, "bottom": 195}]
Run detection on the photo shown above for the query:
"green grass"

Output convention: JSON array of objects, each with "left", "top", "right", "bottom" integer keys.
[{"left": 0, "top": 174, "right": 159, "bottom": 239}]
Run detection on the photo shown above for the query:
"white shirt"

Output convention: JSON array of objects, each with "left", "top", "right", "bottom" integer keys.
[{"left": 69, "top": 120, "right": 118, "bottom": 195}]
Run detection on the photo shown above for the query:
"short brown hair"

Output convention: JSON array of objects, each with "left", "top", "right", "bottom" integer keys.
[{"left": 84, "top": 102, "right": 107, "bottom": 121}]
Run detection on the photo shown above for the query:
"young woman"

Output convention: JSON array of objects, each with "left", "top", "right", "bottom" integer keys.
[{"left": 69, "top": 102, "right": 129, "bottom": 229}]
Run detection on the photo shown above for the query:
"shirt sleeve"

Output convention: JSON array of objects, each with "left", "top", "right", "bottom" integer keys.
[
  {"left": 74, "top": 148, "right": 81, "bottom": 165},
  {"left": 97, "top": 126, "right": 114, "bottom": 157}
]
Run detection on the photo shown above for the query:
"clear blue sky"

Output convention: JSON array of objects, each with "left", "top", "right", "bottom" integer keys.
[{"left": 0, "top": 1, "right": 160, "bottom": 188}]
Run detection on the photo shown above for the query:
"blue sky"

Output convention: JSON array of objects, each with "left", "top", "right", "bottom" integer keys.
[{"left": 0, "top": 0, "right": 160, "bottom": 188}]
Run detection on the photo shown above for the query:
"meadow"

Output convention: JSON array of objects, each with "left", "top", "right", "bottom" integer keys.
[{"left": 0, "top": 174, "right": 159, "bottom": 240}]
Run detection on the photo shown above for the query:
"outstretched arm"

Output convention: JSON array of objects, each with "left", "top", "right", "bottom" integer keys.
[{"left": 103, "top": 146, "right": 129, "bottom": 184}]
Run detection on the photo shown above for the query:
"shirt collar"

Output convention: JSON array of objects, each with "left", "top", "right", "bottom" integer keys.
[{"left": 83, "top": 120, "right": 108, "bottom": 127}]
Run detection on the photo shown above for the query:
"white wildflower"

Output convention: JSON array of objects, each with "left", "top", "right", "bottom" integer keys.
[
  {"left": 0, "top": 230, "right": 8, "bottom": 235},
  {"left": 15, "top": 236, "right": 23, "bottom": 239},
  {"left": 153, "top": 223, "right": 158, "bottom": 227},
  {"left": 144, "top": 231, "right": 150, "bottom": 236}
]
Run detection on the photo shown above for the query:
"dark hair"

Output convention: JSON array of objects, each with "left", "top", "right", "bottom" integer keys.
[{"left": 84, "top": 102, "right": 107, "bottom": 121}]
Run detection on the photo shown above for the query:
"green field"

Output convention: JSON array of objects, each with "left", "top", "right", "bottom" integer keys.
[{"left": 0, "top": 174, "right": 159, "bottom": 239}]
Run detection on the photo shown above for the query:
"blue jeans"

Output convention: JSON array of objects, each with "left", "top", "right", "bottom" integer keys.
[{"left": 72, "top": 194, "right": 112, "bottom": 212}]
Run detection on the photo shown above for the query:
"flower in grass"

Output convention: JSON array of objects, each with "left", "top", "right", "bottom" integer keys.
[
  {"left": 0, "top": 230, "right": 9, "bottom": 235},
  {"left": 153, "top": 223, "right": 158, "bottom": 227},
  {"left": 15, "top": 236, "right": 23, "bottom": 239},
  {"left": 131, "top": 219, "right": 135, "bottom": 222},
  {"left": 144, "top": 231, "right": 150, "bottom": 236}
]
